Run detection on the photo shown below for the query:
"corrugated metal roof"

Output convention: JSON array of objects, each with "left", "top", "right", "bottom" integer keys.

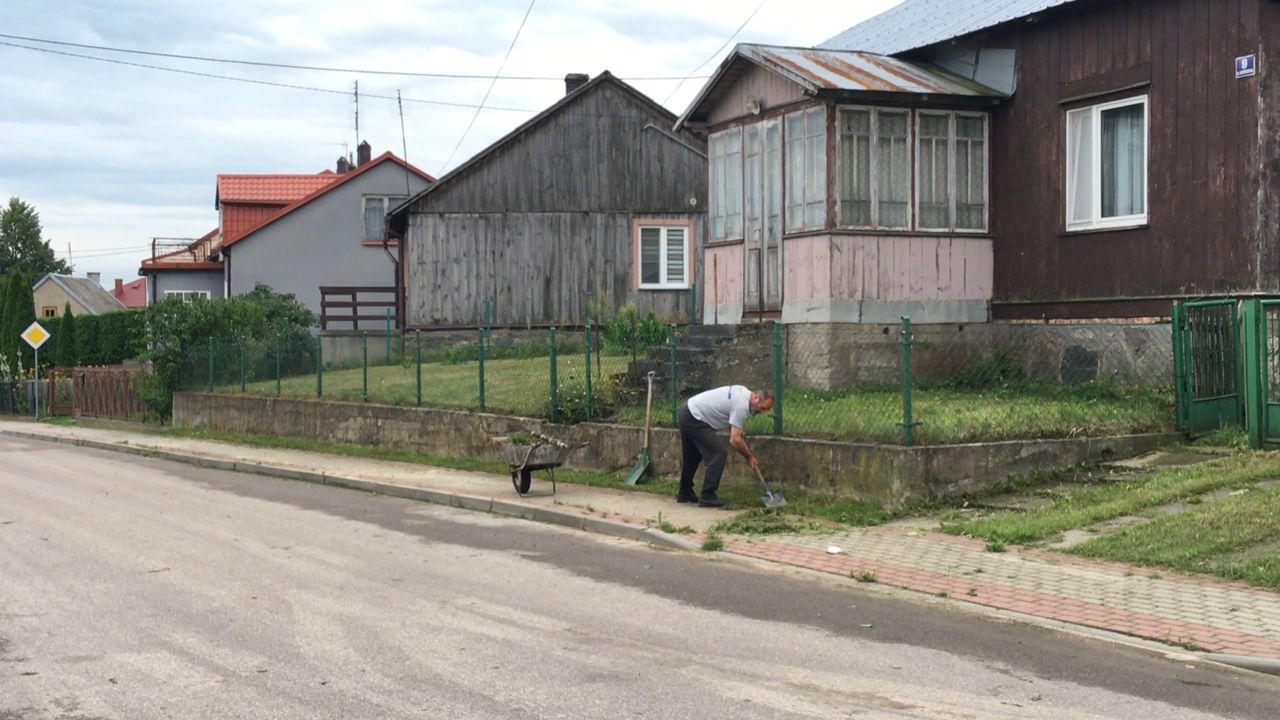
[
  {"left": 821, "top": 0, "right": 1080, "bottom": 55},
  {"left": 740, "top": 44, "right": 1004, "bottom": 97}
]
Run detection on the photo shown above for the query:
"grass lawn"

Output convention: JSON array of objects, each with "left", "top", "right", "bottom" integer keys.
[{"left": 1068, "top": 483, "right": 1280, "bottom": 590}]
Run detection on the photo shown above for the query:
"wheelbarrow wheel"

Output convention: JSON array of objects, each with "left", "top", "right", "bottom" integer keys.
[{"left": 511, "top": 468, "right": 533, "bottom": 495}]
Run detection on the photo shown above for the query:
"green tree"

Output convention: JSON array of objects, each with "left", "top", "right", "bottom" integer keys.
[
  {"left": 54, "top": 302, "right": 78, "bottom": 368},
  {"left": 0, "top": 198, "right": 71, "bottom": 278},
  {"left": 3, "top": 269, "right": 35, "bottom": 371}
]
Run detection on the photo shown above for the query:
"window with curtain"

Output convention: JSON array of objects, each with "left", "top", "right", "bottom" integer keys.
[
  {"left": 915, "top": 111, "right": 988, "bottom": 232},
  {"left": 363, "top": 195, "right": 407, "bottom": 241},
  {"left": 709, "top": 129, "right": 744, "bottom": 241},
  {"left": 837, "top": 108, "right": 909, "bottom": 229},
  {"left": 1066, "top": 96, "right": 1147, "bottom": 230},
  {"left": 785, "top": 107, "right": 827, "bottom": 232},
  {"left": 637, "top": 225, "right": 689, "bottom": 289}
]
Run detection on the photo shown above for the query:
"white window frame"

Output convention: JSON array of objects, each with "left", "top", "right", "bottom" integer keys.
[
  {"left": 363, "top": 195, "right": 407, "bottom": 241},
  {"left": 914, "top": 110, "right": 989, "bottom": 234},
  {"left": 636, "top": 224, "right": 692, "bottom": 290},
  {"left": 164, "top": 290, "right": 211, "bottom": 303},
  {"left": 785, "top": 106, "right": 828, "bottom": 233},
  {"left": 1065, "top": 95, "right": 1149, "bottom": 231},
  {"left": 836, "top": 105, "right": 913, "bottom": 230}
]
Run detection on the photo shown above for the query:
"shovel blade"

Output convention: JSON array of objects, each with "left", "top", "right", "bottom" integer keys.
[
  {"left": 762, "top": 492, "right": 787, "bottom": 508},
  {"left": 624, "top": 449, "right": 650, "bottom": 486}
]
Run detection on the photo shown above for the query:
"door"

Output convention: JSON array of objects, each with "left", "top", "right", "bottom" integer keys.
[
  {"left": 744, "top": 119, "right": 783, "bottom": 314},
  {"left": 1173, "top": 300, "right": 1241, "bottom": 436}
]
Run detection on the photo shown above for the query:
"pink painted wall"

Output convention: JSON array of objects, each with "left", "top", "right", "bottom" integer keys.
[
  {"left": 784, "top": 234, "right": 993, "bottom": 302},
  {"left": 706, "top": 244, "right": 743, "bottom": 305}
]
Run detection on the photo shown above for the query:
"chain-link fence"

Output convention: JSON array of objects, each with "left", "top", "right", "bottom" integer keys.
[{"left": 179, "top": 318, "right": 1176, "bottom": 446}]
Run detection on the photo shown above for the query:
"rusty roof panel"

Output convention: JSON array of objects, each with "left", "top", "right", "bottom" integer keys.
[{"left": 741, "top": 44, "right": 1004, "bottom": 97}]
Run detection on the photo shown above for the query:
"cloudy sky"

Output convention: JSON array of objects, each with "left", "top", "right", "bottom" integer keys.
[{"left": 0, "top": 0, "right": 899, "bottom": 287}]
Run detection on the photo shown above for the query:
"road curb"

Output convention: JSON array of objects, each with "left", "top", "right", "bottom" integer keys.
[{"left": 1, "top": 429, "right": 700, "bottom": 553}]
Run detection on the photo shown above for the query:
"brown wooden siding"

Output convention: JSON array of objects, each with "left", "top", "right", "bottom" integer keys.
[{"left": 962, "top": 0, "right": 1268, "bottom": 318}]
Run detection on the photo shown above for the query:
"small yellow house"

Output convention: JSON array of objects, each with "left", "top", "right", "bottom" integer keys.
[{"left": 32, "top": 273, "right": 127, "bottom": 319}]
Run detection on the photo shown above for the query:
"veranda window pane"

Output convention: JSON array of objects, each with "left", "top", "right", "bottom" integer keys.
[
  {"left": 745, "top": 125, "right": 763, "bottom": 242},
  {"left": 640, "top": 228, "right": 661, "bottom": 285},
  {"left": 805, "top": 109, "right": 827, "bottom": 228},
  {"left": 955, "top": 116, "right": 986, "bottom": 230},
  {"left": 786, "top": 113, "right": 805, "bottom": 231},
  {"left": 878, "top": 111, "right": 909, "bottom": 228},
  {"left": 1101, "top": 103, "right": 1145, "bottom": 218},
  {"left": 838, "top": 109, "right": 871, "bottom": 226},
  {"left": 918, "top": 114, "right": 949, "bottom": 229}
]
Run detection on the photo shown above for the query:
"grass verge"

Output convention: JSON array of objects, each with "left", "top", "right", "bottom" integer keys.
[{"left": 940, "top": 452, "right": 1279, "bottom": 544}]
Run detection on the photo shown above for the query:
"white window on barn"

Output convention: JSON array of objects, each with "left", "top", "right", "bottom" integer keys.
[
  {"left": 637, "top": 225, "right": 690, "bottom": 290},
  {"left": 785, "top": 107, "right": 828, "bottom": 233},
  {"left": 1066, "top": 96, "right": 1148, "bottom": 230},
  {"left": 709, "top": 129, "right": 744, "bottom": 241},
  {"left": 363, "top": 195, "right": 407, "bottom": 241},
  {"left": 838, "top": 108, "right": 910, "bottom": 229},
  {"left": 916, "top": 111, "right": 988, "bottom": 232}
]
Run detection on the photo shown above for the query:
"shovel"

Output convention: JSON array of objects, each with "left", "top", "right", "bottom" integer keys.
[
  {"left": 624, "top": 371, "right": 656, "bottom": 486},
  {"left": 753, "top": 466, "right": 787, "bottom": 508}
]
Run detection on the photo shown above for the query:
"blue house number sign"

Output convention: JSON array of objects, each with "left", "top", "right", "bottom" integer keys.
[{"left": 1236, "top": 54, "right": 1257, "bottom": 79}]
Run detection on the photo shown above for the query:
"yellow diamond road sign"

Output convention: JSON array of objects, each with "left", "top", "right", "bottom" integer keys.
[{"left": 21, "top": 321, "right": 50, "bottom": 350}]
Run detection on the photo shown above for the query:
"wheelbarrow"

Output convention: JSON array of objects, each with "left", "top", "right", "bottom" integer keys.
[{"left": 495, "top": 432, "right": 584, "bottom": 495}]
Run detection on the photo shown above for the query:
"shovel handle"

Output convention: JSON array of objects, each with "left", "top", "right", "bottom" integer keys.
[{"left": 642, "top": 371, "right": 655, "bottom": 450}]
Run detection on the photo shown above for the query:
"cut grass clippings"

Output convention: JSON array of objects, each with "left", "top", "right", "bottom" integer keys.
[
  {"left": 1068, "top": 483, "right": 1280, "bottom": 591},
  {"left": 940, "top": 451, "right": 1280, "bottom": 545}
]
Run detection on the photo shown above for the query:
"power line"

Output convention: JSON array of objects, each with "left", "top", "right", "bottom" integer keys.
[
  {"left": 0, "top": 32, "right": 708, "bottom": 82},
  {"left": 0, "top": 40, "right": 539, "bottom": 112},
  {"left": 662, "top": 0, "right": 768, "bottom": 106},
  {"left": 440, "top": 0, "right": 537, "bottom": 174}
]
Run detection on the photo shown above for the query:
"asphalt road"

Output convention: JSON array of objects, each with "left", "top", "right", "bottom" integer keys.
[{"left": 1, "top": 436, "right": 1276, "bottom": 719}]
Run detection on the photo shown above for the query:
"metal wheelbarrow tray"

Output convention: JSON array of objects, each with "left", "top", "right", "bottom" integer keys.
[{"left": 496, "top": 434, "right": 581, "bottom": 495}]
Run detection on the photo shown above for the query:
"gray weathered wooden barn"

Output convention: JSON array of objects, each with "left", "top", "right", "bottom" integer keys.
[{"left": 389, "top": 72, "right": 707, "bottom": 328}]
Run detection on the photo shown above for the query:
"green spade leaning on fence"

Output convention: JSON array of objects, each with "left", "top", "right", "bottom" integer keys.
[{"left": 624, "top": 370, "right": 657, "bottom": 486}]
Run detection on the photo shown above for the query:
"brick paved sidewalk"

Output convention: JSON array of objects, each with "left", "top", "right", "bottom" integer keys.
[{"left": 720, "top": 525, "right": 1280, "bottom": 661}]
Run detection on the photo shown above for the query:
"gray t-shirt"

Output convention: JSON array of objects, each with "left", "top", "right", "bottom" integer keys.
[{"left": 687, "top": 385, "right": 751, "bottom": 431}]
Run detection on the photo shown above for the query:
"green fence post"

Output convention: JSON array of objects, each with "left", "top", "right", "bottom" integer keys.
[
  {"left": 316, "top": 336, "right": 323, "bottom": 398},
  {"left": 549, "top": 326, "right": 558, "bottom": 423},
  {"left": 773, "top": 320, "right": 783, "bottom": 436},
  {"left": 478, "top": 326, "right": 486, "bottom": 411},
  {"left": 484, "top": 297, "right": 493, "bottom": 351},
  {"left": 362, "top": 332, "right": 368, "bottom": 402},
  {"left": 1171, "top": 302, "right": 1186, "bottom": 433},
  {"left": 385, "top": 308, "right": 392, "bottom": 363},
  {"left": 206, "top": 337, "right": 214, "bottom": 393},
  {"left": 275, "top": 333, "right": 282, "bottom": 396},
  {"left": 899, "top": 316, "right": 915, "bottom": 446},
  {"left": 415, "top": 330, "right": 422, "bottom": 407},
  {"left": 1244, "top": 299, "right": 1265, "bottom": 449},
  {"left": 584, "top": 323, "right": 593, "bottom": 420},
  {"left": 669, "top": 324, "right": 678, "bottom": 426},
  {"left": 239, "top": 337, "right": 246, "bottom": 392}
]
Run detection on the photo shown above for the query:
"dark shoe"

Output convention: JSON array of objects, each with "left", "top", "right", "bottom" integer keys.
[
  {"left": 697, "top": 497, "right": 725, "bottom": 508},
  {"left": 676, "top": 494, "right": 699, "bottom": 504}
]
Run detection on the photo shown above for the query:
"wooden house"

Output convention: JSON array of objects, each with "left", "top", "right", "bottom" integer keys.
[
  {"left": 389, "top": 72, "right": 707, "bottom": 328},
  {"left": 680, "top": 0, "right": 1280, "bottom": 322}
]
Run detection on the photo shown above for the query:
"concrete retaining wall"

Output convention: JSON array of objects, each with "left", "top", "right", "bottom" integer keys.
[{"left": 174, "top": 392, "right": 1177, "bottom": 508}]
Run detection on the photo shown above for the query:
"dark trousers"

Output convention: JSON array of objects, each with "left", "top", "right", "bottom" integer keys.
[{"left": 677, "top": 403, "right": 727, "bottom": 500}]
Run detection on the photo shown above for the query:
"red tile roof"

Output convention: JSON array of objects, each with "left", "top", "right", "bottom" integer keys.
[
  {"left": 112, "top": 277, "right": 148, "bottom": 308},
  {"left": 215, "top": 173, "right": 340, "bottom": 205}
]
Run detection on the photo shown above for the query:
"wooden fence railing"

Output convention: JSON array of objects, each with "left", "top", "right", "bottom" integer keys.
[
  {"left": 73, "top": 367, "right": 148, "bottom": 419},
  {"left": 320, "top": 286, "right": 398, "bottom": 330}
]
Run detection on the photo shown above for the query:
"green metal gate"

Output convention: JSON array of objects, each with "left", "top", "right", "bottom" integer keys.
[
  {"left": 1241, "top": 299, "right": 1280, "bottom": 447},
  {"left": 1173, "top": 299, "right": 1242, "bottom": 437}
]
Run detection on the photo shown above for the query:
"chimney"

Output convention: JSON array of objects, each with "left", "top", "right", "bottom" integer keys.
[
  {"left": 357, "top": 141, "right": 372, "bottom": 166},
  {"left": 87, "top": 272, "right": 100, "bottom": 286},
  {"left": 337, "top": 156, "right": 351, "bottom": 174},
  {"left": 114, "top": 278, "right": 123, "bottom": 296},
  {"left": 564, "top": 73, "right": 589, "bottom": 95}
]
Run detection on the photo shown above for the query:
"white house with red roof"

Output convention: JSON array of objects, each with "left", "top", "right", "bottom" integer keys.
[{"left": 141, "top": 142, "right": 433, "bottom": 323}]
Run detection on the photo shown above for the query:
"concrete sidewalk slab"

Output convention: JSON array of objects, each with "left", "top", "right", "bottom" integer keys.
[{"left": 4, "top": 418, "right": 1279, "bottom": 672}]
